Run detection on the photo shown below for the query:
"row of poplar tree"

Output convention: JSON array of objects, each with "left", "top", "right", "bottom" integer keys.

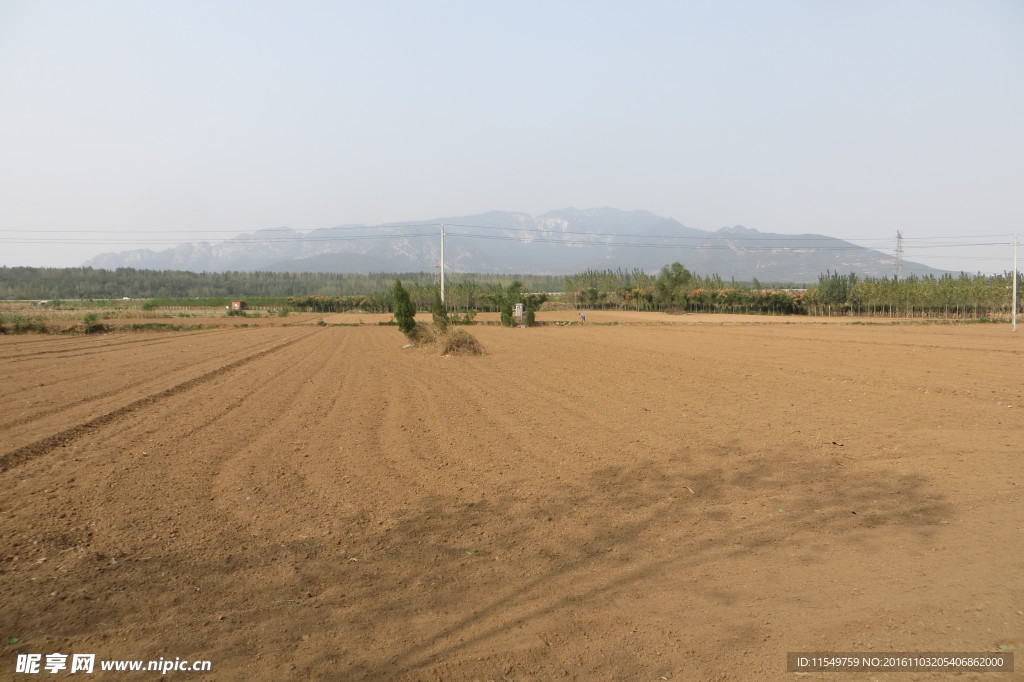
[{"left": 3, "top": 265, "right": 1019, "bottom": 318}]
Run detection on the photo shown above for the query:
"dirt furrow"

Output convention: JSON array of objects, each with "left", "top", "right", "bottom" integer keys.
[
  {"left": 0, "top": 322, "right": 1020, "bottom": 681},
  {"left": 0, "top": 329, "right": 227, "bottom": 361},
  {"left": 0, "top": 329, "right": 319, "bottom": 471},
  {"left": 0, "top": 328, "right": 317, "bottom": 455}
]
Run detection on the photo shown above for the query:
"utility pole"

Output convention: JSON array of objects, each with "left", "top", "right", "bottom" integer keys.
[
  {"left": 440, "top": 224, "right": 446, "bottom": 305},
  {"left": 895, "top": 230, "right": 904, "bottom": 280},
  {"left": 1013, "top": 234, "right": 1018, "bottom": 332}
]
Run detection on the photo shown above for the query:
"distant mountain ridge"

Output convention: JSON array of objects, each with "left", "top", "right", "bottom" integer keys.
[{"left": 83, "top": 208, "right": 947, "bottom": 282}]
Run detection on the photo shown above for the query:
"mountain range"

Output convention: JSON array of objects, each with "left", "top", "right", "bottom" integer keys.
[{"left": 83, "top": 208, "right": 947, "bottom": 282}]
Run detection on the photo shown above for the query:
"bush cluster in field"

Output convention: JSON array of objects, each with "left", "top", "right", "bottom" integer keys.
[
  {"left": 0, "top": 314, "right": 48, "bottom": 334},
  {"left": 0, "top": 311, "right": 209, "bottom": 335},
  {"left": 392, "top": 280, "right": 486, "bottom": 356}
]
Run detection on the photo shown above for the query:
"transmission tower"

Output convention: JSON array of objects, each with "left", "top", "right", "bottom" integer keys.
[{"left": 895, "top": 230, "right": 905, "bottom": 279}]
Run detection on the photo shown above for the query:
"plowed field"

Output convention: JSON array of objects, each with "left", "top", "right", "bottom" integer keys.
[{"left": 1, "top": 319, "right": 1021, "bottom": 680}]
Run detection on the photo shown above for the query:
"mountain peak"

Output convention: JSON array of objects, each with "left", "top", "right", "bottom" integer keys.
[
  {"left": 81, "top": 208, "right": 948, "bottom": 281},
  {"left": 716, "top": 225, "right": 761, "bottom": 235}
]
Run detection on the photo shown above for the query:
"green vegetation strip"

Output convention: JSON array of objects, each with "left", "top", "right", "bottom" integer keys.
[{"left": 2, "top": 262, "right": 1019, "bottom": 319}]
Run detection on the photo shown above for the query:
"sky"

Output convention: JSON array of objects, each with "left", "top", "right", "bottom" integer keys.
[{"left": 1, "top": 0, "right": 1021, "bottom": 273}]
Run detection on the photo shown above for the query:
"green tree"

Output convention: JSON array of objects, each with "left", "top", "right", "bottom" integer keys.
[
  {"left": 392, "top": 279, "right": 416, "bottom": 338},
  {"left": 500, "top": 280, "right": 523, "bottom": 326},
  {"left": 654, "top": 262, "right": 693, "bottom": 308},
  {"left": 431, "top": 289, "right": 449, "bottom": 332},
  {"left": 500, "top": 299, "right": 514, "bottom": 326},
  {"left": 521, "top": 292, "right": 548, "bottom": 327}
]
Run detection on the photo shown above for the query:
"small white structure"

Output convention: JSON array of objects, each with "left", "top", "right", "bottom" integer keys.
[{"left": 513, "top": 303, "right": 524, "bottom": 321}]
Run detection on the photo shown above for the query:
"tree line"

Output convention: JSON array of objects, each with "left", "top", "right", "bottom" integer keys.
[
  {"left": 564, "top": 264, "right": 805, "bottom": 314},
  {"left": 0, "top": 267, "right": 563, "bottom": 301},
  {"left": 2, "top": 264, "right": 1018, "bottom": 319},
  {"left": 805, "top": 270, "right": 1021, "bottom": 318},
  {"left": 561, "top": 265, "right": 1019, "bottom": 318}
]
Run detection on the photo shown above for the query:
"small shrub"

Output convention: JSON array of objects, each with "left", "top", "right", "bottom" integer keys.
[
  {"left": 13, "top": 318, "right": 48, "bottom": 334},
  {"left": 438, "top": 328, "right": 485, "bottom": 356},
  {"left": 409, "top": 321, "right": 437, "bottom": 345},
  {"left": 82, "top": 313, "right": 106, "bottom": 334},
  {"left": 451, "top": 310, "right": 477, "bottom": 325},
  {"left": 432, "top": 290, "right": 450, "bottom": 332}
]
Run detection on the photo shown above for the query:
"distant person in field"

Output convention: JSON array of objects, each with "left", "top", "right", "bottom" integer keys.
[{"left": 579, "top": 312, "right": 586, "bottom": 322}]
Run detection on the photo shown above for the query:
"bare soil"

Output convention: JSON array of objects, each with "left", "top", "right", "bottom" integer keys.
[{"left": 1, "top": 317, "right": 1021, "bottom": 681}]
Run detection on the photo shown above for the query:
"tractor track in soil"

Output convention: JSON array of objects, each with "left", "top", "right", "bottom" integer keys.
[
  {"left": 0, "top": 328, "right": 230, "bottom": 361},
  {"left": 0, "top": 328, "right": 320, "bottom": 472}
]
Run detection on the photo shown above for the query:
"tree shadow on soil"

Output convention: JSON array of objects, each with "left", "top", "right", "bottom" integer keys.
[
  {"left": 1, "top": 441, "right": 953, "bottom": 681},
  {"left": 307, "top": 443, "right": 952, "bottom": 679}
]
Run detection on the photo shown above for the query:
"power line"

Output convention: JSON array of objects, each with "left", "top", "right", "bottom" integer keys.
[
  {"left": 0, "top": 222, "right": 1013, "bottom": 244},
  {"left": 895, "top": 230, "right": 905, "bottom": 279},
  {"left": 444, "top": 231, "right": 1010, "bottom": 251},
  {"left": 443, "top": 222, "right": 1013, "bottom": 243},
  {"left": 0, "top": 223, "right": 444, "bottom": 234},
  {"left": 0, "top": 233, "right": 437, "bottom": 246},
  {"left": 0, "top": 223, "right": 1014, "bottom": 267}
]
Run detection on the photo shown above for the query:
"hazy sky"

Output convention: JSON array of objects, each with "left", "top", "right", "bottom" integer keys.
[{"left": 1, "top": 0, "right": 1021, "bottom": 272}]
